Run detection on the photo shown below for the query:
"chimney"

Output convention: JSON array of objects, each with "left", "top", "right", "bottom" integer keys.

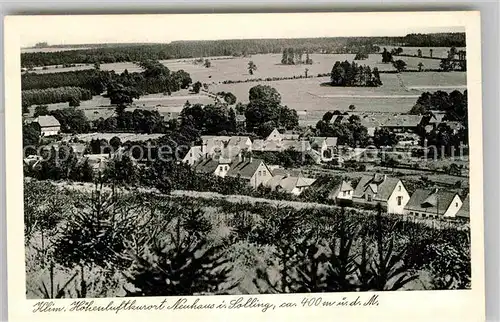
[
  {"left": 238, "top": 152, "right": 242, "bottom": 163},
  {"left": 383, "top": 174, "right": 387, "bottom": 182},
  {"left": 249, "top": 155, "right": 253, "bottom": 163}
]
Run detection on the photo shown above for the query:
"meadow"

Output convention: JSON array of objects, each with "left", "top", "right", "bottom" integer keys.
[{"left": 29, "top": 52, "right": 466, "bottom": 125}]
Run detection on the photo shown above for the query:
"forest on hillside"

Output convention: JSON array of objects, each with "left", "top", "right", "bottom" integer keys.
[{"left": 21, "top": 33, "right": 466, "bottom": 68}]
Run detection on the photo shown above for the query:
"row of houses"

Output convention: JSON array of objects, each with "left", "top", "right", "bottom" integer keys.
[
  {"left": 190, "top": 148, "right": 470, "bottom": 220},
  {"left": 329, "top": 173, "right": 469, "bottom": 220},
  {"left": 183, "top": 129, "right": 340, "bottom": 166}
]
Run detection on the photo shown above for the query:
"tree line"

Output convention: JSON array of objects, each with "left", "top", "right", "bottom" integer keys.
[
  {"left": 22, "top": 87, "right": 92, "bottom": 109},
  {"left": 281, "top": 48, "right": 313, "bottom": 65},
  {"left": 329, "top": 61, "right": 382, "bottom": 87},
  {"left": 21, "top": 34, "right": 464, "bottom": 68}
]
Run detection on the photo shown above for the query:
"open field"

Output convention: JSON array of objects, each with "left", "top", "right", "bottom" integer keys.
[{"left": 26, "top": 53, "right": 466, "bottom": 126}]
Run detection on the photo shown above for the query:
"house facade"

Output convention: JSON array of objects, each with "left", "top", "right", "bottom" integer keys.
[
  {"left": 193, "top": 158, "right": 231, "bottom": 178},
  {"left": 227, "top": 157, "right": 272, "bottom": 189},
  {"left": 352, "top": 174, "right": 410, "bottom": 214},
  {"left": 328, "top": 181, "right": 354, "bottom": 203},
  {"left": 33, "top": 115, "right": 61, "bottom": 136},
  {"left": 183, "top": 146, "right": 203, "bottom": 166},
  {"left": 404, "top": 188, "right": 463, "bottom": 219}
]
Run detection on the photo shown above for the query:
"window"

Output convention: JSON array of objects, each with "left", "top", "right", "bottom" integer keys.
[
  {"left": 410, "top": 212, "right": 414, "bottom": 216},
  {"left": 422, "top": 214, "right": 427, "bottom": 218},
  {"left": 190, "top": 152, "right": 193, "bottom": 157},
  {"left": 367, "top": 195, "right": 373, "bottom": 202},
  {"left": 455, "top": 202, "right": 459, "bottom": 207},
  {"left": 343, "top": 191, "right": 346, "bottom": 197},
  {"left": 258, "top": 171, "right": 262, "bottom": 176},
  {"left": 397, "top": 196, "right": 403, "bottom": 206},
  {"left": 398, "top": 185, "right": 401, "bottom": 191}
]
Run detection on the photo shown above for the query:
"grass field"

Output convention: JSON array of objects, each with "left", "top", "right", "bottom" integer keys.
[{"left": 27, "top": 52, "right": 467, "bottom": 125}]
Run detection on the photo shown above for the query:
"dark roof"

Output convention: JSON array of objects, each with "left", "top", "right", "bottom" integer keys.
[
  {"left": 193, "top": 158, "right": 220, "bottom": 174},
  {"left": 227, "top": 158, "right": 266, "bottom": 179},
  {"left": 353, "top": 174, "right": 401, "bottom": 201},
  {"left": 456, "top": 195, "right": 470, "bottom": 218},
  {"left": 405, "top": 188, "right": 459, "bottom": 215}
]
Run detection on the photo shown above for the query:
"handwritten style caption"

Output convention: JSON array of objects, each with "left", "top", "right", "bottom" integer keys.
[{"left": 33, "top": 295, "right": 379, "bottom": 314}]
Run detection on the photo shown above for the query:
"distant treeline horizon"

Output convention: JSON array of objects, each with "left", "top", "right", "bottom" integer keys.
[{"left": 22, "top": 33, "right": 466, "bottom": 68}]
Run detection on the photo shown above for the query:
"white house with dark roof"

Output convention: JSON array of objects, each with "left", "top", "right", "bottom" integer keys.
[
  {"left": 193, "top": 157, "right": 231, "bottom": 178},
  {"left": 328, "top": 180, "right": 354, "bottom": 203},
  {"left": 33, "top": 115, "right": 60, "bottom": 136},
  {"left": 404, "top": 188, "right": 463, "bottom": 219},
  {"left": 266, "top": 128, "right": 283, "bottom": 142},
  {"left": 352, "top": 174, "right": 410, "bottom": 214},
  {"left": 227, "top": 156, "right": 272, "bottom": 189}
]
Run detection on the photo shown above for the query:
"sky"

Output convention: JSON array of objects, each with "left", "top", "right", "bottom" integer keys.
[{"left": 11, "top": 13, "right": 466, "bottom": 47}]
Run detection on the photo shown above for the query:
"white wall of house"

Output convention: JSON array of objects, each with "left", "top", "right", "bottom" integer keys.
[
  {"left": 41, "top": 126, "right": 60, "bottom": 136},
  {"left": 249, "top": 162, "right": 273, "bottom": 188},
  {"left": 214, "top": 164, "right": 230, "bottom": 178},
  {"left": 337, "top": 189, "right": 353, "bottom": 200},
  {"left": 387, "top": 180, "right": 410, "bottom": 214},
  {"left": 443, "top": 195, "right": 463, "bottom": 218},
  {"left": 183, "top": 147, "right": 202, "bottom": 166},
  {"left": 266, "top": 129, "right": 283, "bottom": 142}
]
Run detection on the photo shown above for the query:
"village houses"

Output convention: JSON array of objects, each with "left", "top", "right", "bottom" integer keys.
[
  {"left": 264, "top": 169, "right": 316, "bottom": 196},
  {"left": 352, "top": 174, "right": 410, "bottom": 214},
  {"left": 404, "top": 188, "right": 463, "bottom": 219}
]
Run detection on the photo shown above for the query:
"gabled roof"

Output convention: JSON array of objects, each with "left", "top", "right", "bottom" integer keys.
[
  {"left": 353, "top": 174, "right": 401, "bottom": 201},
  {"left": 405, "top": 188, "right": 460, "bottom": 215},
  {"left": 382, "top": 115, "right": 423, "bottom": 128},
  {"left": 282, "top": 140, "right": 311, "bottom": 151},
  {"left": 276, "top": 175, "right": 316, "bottom": 193},
  {"left": 456, "top": 195, "right": 469, "bottom": 218},
  {"left": 227, "top": 136, "right": 251, "bottom": 148},
  {"left": 193, "top": 158, "right": 220, "bottom": 174},
  {"left": 265, "top": 174, "right": 286, "bottom": 190},
  {"left": 328, "top": 180, "right": 354, "bottom": 199},
  {"left": 266, "top": 128, "right": 282, "bottom": 141},
  {"left": 227, "top": 158, "right": 266, "bottom": 180},
  {"left": 34, "top": 115, "right": 60, "bottom": 127}
]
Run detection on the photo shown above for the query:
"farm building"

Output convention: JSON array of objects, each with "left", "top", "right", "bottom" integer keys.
[
  {"left": 32, "top": 115, "right": 60, "bottom": 137},
  {"left": 404, "top": 188, "right": 463, "bottom": 219},
  {"left": 352, "top": 173, "right": 410, "bottom": 214},
  {"left": 328, "top": 180, "right": 354, "bottom": 204},
  {"left": 226, "top": 157, "right": 272, "bottom": 189},
  {"left": 380, "top": 115, "right": 424, "bottom": 133},
  {"left": 266, "top": 128, "right": 283, "bottom": 141}
]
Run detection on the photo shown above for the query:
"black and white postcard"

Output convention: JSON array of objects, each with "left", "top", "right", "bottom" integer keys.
[{"left": 4, "top": 11, "right": 485, "bottom": 322}]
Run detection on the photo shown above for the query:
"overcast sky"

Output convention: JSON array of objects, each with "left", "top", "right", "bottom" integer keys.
[{"left": 13, "top": 13, "right": 465, "bottom": 47}]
